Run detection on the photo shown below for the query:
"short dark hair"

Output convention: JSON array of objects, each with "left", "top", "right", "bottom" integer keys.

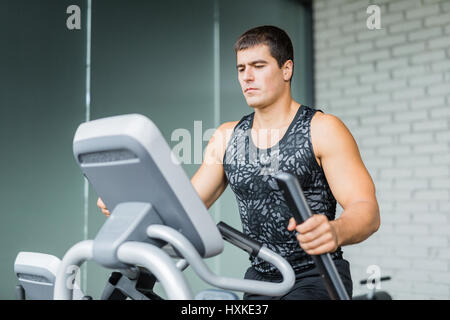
[{"left": 234, "top": 25, "right": 294, "bottom": 71}]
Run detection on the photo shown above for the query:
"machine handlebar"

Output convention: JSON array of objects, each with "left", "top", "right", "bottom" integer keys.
[{"left": 216, "top": 222, "right": 262, "bottom": 257}]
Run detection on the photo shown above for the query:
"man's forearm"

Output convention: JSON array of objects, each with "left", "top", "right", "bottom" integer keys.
[{"left": 331, "top": 200, "right": 380, "bottom": 248}]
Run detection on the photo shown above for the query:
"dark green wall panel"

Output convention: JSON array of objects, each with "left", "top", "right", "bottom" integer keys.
[{"left": 0, "top": 0, "right": 86, "bottom": 299}]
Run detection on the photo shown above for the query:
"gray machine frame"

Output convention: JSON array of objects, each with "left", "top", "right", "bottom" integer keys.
[{"left": 51, "top": 114, "right": 295, "bottom": 299}]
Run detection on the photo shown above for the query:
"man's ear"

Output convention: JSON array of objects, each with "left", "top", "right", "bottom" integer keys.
[{"left": 282, "top": 60, "right": 294, "bottom": 82}]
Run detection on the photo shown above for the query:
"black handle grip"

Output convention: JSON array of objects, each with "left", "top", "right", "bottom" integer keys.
[
  {"left": 274, "top": 172, "right": 350, "bottom": 300},
  {"left": 217, "top": 222, "right": 262, "bottom": 257},
  {"left": 274, "top": 175, "right": 311, "bottom": 225}
]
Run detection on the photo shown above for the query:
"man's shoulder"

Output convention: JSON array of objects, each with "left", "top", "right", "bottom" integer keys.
[
  {"left": 216, "top": 121, "right": 240, "bottom": 145},
  {"left": 207, "top": 121, "right": 240, "bottom": 156},
  {"left": 312, "top": 111, "right": 348, "bottom": 135},
  {"left": 218, "top": 120, "right": 240, "bottom": 132},
  {"left": 311, "top": 110, "right": 356, "bottom": 156}
]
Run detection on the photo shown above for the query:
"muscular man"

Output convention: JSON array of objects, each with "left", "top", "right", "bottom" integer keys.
[{"left": 99, "top": 25, "right": 380, "bottom": 300}]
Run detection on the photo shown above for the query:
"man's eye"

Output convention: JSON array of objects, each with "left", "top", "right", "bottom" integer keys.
[{"left": 255, "top": 65, "right": 264, "bottom": 68}]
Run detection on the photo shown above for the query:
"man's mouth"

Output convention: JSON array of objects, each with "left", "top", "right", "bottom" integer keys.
[{"left": 245, "top": 88, "right": 258, "bottom": 93}]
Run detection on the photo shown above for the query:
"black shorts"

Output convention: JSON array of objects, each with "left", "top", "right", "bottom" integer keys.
[{"left": 243, "top": 259, "right": 353, "bottom": 300}]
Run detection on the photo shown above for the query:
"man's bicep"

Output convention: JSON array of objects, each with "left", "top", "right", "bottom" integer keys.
[{"left": 318, "top": 115, "right": 376, "bottom": 209}]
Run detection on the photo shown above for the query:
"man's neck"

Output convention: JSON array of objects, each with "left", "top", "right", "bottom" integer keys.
[{"left": 252, "top": 94, "right": 300, "bottom": 130}]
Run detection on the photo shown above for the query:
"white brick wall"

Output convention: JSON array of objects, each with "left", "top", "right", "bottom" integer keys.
[{"left": 313, "top": 0, "right": 450, "bottom": 299}]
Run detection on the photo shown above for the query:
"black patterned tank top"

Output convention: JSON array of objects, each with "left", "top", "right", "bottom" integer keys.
[{"left": 223, "top": 105, "right": 343, "bottom": 276}]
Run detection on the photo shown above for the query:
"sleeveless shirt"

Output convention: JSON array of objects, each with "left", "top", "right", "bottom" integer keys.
[{"left": 223, "top": 105, "right": 343, "bottom": 276}]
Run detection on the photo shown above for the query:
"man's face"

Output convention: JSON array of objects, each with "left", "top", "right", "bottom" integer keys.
[{"left": 236, "top": 44, "right": 290, "bottom": 109}]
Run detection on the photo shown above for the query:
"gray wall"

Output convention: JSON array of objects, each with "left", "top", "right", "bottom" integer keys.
[
  {"left": 1, "top": 0, "right": 313, "bottom": 299},
  {"left": 313, "top": 0, "right": 450, "bottom": 299}
]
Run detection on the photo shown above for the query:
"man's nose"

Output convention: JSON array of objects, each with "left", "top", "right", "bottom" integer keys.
[{"left": 242, "top": 68, "right": 254, "bottom": 81}]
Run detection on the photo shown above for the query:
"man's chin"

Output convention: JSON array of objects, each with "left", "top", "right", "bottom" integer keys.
[{"left": 245, "top": 98, "right": 265, "bottom": 109}]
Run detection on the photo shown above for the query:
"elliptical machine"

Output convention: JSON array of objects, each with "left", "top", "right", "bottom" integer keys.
[{"left": 15, "top": 114, "right": 295, "bottom": 300}]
